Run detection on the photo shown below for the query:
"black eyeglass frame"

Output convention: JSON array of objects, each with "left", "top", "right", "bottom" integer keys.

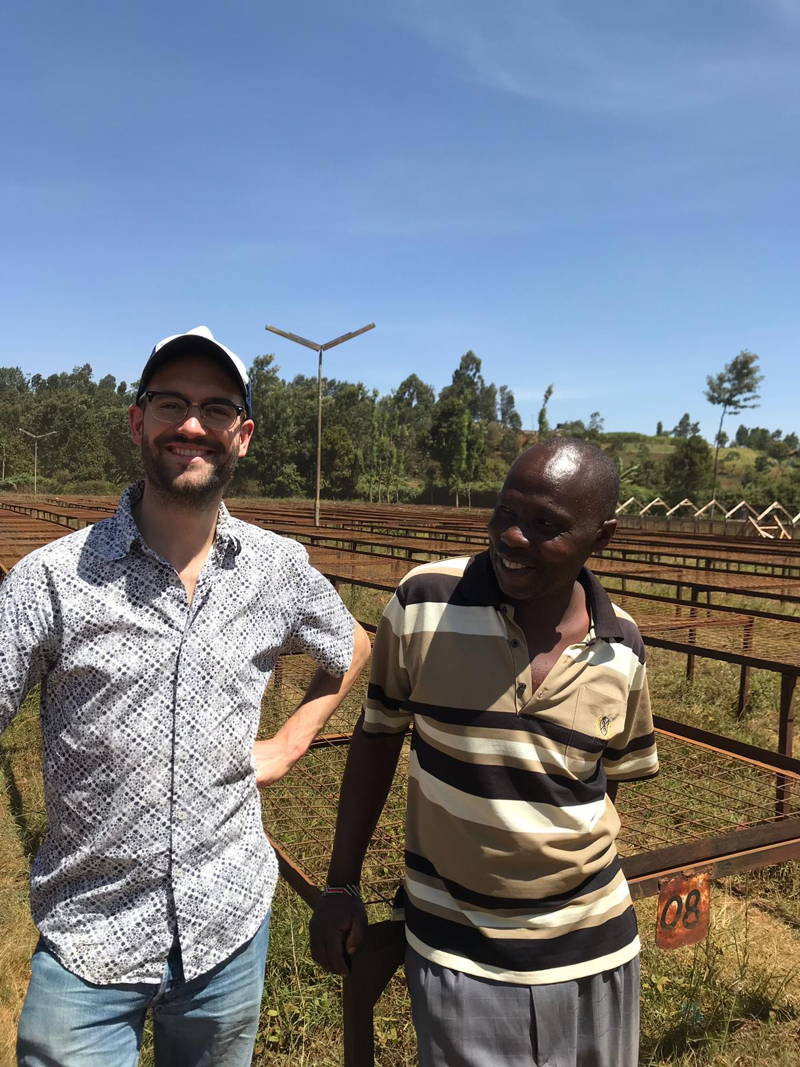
[{"left": 142, "top": 390, "right": 247, "bottom": 430}]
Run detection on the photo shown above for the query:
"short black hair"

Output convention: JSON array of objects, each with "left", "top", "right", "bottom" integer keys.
[{"left": 512, "top": 438, "right": 619, "bottom": 521}]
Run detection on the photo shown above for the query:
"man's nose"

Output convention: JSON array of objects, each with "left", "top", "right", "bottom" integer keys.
[
  {"left": 499, "top": 524, "right": 529, "bottom": 547},
  {"left": 175, "top": 406, "right": 208, "bottom": 434}
]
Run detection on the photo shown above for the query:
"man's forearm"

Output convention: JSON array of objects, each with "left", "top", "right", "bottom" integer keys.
[
  {"left": 327, "top": 717, "right": 406, "bottom": 885},
  {"left": 272, "top": 622, "right": 371, "bottom": 763},
  {"left": 310, "top": 715, "right": 403, "bottom": 975}
]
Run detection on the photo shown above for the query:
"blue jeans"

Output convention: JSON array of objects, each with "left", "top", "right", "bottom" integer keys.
[{"left": 17, "top": 914, "right": 270, "bottom": 1067}]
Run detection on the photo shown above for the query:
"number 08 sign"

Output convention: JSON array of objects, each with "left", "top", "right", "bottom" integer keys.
[{"left": 655, "top": 871, "right": 711, "bottom": 950}]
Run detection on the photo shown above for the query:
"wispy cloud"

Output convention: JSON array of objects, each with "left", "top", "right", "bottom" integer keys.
[
  {"left": 763, "top": 0, "right": 800, "bottom": 25},
  {"left": 387, "top": 0, "right": 800, "bottom": 117}
]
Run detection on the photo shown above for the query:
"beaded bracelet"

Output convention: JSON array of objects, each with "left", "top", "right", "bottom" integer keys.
[{"left": 323, "top": 883, "right": 362, "bottom": 899}]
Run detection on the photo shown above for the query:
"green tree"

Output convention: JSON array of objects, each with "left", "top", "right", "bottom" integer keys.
[
  {"left": 705, "top": 349, "right": 763, "bottom": 493},
  {"left": 662, "top": 435, "right": 712, "bottom": 501},
  {"left": 496, "top": 385, "right": 522, "bottom": 464},
  {"left": 429, "top": 353, "right": 500, "bottom": 503},
  {"left": 245, "top": 356, "right": 313, "bottom": 496},
  {"left": 619, "top": 441, "right": 664, "bottom": 501},
  {"left": 428, "top": 394, "right": 470, "bottom": 506},
  {"left": 444, "top": 352, "right": 496, "bottom": 423},
  {"left": 672, "top": 413, "right": 700, "bottom": 438},
  {"left": 365, "top": 394, "right": 404, "bottom": 503},
  {"left": 0, "top": 366, "right": 34, "bottom": 482},
  {"left": 538, "top": 385, "right": 554, "bottom": 437},
  {"left": 321, "top": 424, "right": 359, "bottom": 497},
  {"left": 587, "top": 411, "right": 604, "bottom": 439},
  {"left": 498, "top": 386, "right": 522, "bottom": 431},
  {"left": 390, "top": 374, "right": 435, "bottom": 486}
]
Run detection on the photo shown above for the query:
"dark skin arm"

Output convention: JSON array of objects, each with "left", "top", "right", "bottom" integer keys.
[{"left": 309, "top": 713, "right": 406, "bottom": 975}]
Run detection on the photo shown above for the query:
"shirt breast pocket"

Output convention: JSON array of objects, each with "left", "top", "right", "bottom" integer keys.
[{"left": 563, "top": 682, "right": 625, "bottom": 776}]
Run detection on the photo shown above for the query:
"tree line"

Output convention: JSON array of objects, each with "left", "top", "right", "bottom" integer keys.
[
  {"left": 0, "top": 352, "right": 522, "bottom": 505},
  {"left": 0, "top": 348, "right": 797, "bottom": 510}
]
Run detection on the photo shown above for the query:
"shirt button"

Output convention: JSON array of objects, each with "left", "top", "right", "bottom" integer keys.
[
  {"left": 516, "top": 683, "right": 526, "bottom": 699},
  {"left": 509, "top": 639, "right": 520, "bottom": 648}
]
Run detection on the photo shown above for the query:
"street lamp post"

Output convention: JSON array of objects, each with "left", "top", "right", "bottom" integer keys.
[
  {"left": 265, "top": 322, "right": 375, "bottom": 525},
  {"left": 18, "top": 428, "right": 56, "bottom": 496}
]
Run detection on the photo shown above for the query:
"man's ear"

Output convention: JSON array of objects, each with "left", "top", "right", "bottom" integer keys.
[
  {"left": 128, "top": 403, "right": 143, "bottom": 446},
  {"left": 595, "top": 518, "right": 617, "bottom": 551},
  {"left": 237, "top": 418, "right": 255, "bottom": 458}
]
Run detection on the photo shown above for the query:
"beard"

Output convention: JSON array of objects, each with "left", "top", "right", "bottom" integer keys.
[{"left": 140, "top": 433, "right": 240, "bottom": 508}]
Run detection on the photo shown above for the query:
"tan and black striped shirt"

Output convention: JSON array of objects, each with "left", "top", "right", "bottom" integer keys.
[{"left": 363, "top": 551, "right": 658, "bottom": 985}]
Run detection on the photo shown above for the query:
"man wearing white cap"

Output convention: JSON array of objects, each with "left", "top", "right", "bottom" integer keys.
[{"left": 0, "top": 327, "right": 370, "bottom": 1066}]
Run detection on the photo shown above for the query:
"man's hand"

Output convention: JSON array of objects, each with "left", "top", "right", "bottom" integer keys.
[
  {"left": 252, "top": 623, "right": 371, "bottom": 787},
  {"left": 251, "top": 737, "right": 295, "bottom": 787},
  {"left": 310, "top": 893, "right": 368, "bottom": 975}
]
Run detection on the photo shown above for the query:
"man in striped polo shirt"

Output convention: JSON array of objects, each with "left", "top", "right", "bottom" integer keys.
[{"left": 311, "top": 438, "right": 658, "bottom": 1066}]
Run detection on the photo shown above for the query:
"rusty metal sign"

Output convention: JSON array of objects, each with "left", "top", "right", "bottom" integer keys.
[{"left": 655, "top": 871, "right": 711, "bottom": 949}]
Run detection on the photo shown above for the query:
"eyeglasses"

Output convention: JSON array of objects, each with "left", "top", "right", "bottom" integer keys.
[{"left": 143, "top": 391, "right": 246, "bottom": 431}]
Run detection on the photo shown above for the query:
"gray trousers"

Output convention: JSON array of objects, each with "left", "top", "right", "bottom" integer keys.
[{"left": 405, "top": 948, "right": 640, "bottom": 1067}]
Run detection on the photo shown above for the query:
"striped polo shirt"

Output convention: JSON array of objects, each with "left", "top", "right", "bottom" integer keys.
[{"left": 362, "top": 551, "right": 658, "bottom": 986}]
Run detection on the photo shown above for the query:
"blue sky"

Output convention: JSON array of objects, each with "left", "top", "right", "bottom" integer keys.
[{"left": 2, "top": 0, "right": 798, "bottom": 437}]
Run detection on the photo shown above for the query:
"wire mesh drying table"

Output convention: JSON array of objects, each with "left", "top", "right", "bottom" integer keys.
[{"left": 260, "top": 656, "right": 800, "bottom": 1066}]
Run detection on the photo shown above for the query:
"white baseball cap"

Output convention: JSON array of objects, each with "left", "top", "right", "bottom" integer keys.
[{"left": 137, "top": 326, "right": 252, "bottom": 416}]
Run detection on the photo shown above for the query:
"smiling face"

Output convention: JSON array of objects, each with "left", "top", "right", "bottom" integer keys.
[
  {"left": 487, "top": 443, "right": 617, "bottom": 604},
  {"left": 128, "top": 353, "right": 255, "bottom": 506}
]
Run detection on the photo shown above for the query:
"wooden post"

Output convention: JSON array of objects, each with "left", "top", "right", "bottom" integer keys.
[
  {"left": 342, "top": 920, "right": 406, "bottom": 1066},
  {"left": 736, "top": 665, "right": 751, "bottom": 719},
  {"left": 776, "top": 674, "right": 796, "bottom": 818},
  {"left": 735, "top": 618, "right": 754, "bottom": 719},
  {"left": 686, "top": 585, "right": 698, "bottom": 681}
]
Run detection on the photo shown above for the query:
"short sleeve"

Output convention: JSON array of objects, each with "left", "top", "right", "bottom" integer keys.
[
  {"left": 602, "top": 658, "right": 659, "bottom": 782},
  {"left": 362, "top": 594, "right": 412, "bottom": 735},
  {"left": 288, "top": 551, "right": 355, "bottom": 677}
]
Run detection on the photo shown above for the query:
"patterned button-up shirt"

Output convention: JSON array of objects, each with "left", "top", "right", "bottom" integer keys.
[{"left": 0, "top": 483, "right": 355, "bottom": 984}]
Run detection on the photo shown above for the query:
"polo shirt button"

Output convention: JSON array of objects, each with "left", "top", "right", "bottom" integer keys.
[{"left": 509, "top": 639, "right": 519, "bottom": 648}]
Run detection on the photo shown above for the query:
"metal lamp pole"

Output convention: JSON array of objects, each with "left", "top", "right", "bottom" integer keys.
[
  {"left": 265, "top": 322, "right": 375, "bottom": 525},
  {"left": 18, "top": 428, "right": 56, "bottom": 495}
]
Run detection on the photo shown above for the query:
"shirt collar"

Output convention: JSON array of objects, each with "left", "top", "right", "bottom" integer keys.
[
  {"left": 458, "top": 550, "right": 623, "bottom": 642},
  {"left": 91, "top": 482, "right": 239, "bottom": 562}
]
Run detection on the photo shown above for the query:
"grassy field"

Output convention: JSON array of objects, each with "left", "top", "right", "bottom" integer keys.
[{"left": 1, "top": 624, "right": 799, "bottom": 1064}]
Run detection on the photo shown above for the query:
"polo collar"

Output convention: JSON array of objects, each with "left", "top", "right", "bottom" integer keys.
[{"left": 458, "top": 550, "right": 623, "bottom": 642}]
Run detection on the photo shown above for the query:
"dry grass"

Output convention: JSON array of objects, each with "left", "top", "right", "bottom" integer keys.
[
  {"left": 0, "top": 694, "right": 43, "bottom": 1067},
  {"left": 638, "top": 889, "right": 800, "bottom": 1065}
]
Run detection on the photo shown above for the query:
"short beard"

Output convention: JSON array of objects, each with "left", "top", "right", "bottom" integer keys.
[{"left": 140, "top": 435, "right": 239, "bottom": 509}]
